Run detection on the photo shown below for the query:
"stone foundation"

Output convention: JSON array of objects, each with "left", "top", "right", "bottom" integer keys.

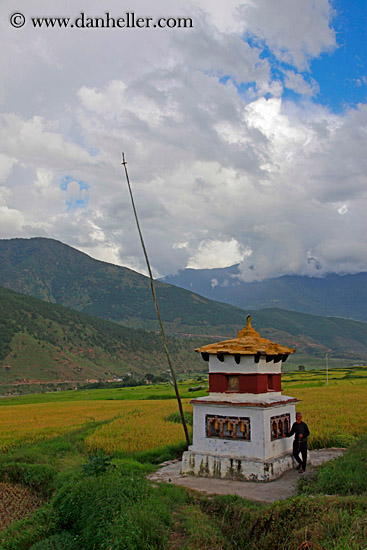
[{"left": 181, "top": 450, "right": 294, "bottom": 482}]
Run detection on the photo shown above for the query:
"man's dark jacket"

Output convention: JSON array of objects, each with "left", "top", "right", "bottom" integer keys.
[{"left": 286, "top": 421, "right": 310, "bottom": 442}]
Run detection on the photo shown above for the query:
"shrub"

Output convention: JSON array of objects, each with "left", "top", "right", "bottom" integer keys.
[
  {"left": 81, "top": 452, "right": 111, "bottom": 476},
  {"left": 52, "top": 468, "right": 172, "bottom": 549},
  {"left": 29, "top": 532, "right": 80, "bottom": 550},
  {"left": 165, "top": 411, "right": 193, "bottom": 425},
  {"left": 206, "top": 495, "right": 367, "bottom": 550},
  {"left": 0, "top": 505, "right": 56, "bottom": 550},
  {"left": 0, "top": 463, "right": 57, "bottom": 497}
]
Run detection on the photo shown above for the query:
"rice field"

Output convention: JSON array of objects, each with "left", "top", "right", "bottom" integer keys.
[
  {"left": 0, "top": 399, "right": 192, "bottom": 454},
  {"left": 85, "top": 400, "right": 192, "bottom": 454},
  {"left": 0, "top": 369, "right": 366, "bottom": 455},
  {"left": 0, "top": 400, "right": 136, "bottom": 452},
  {"left": 291, "top": 381, "right": 367, "bottom": 448}
]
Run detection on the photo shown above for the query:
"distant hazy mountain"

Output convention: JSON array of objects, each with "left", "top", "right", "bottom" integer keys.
[{"left": 160, "top": 265, "right": 367, "bottom": 322}]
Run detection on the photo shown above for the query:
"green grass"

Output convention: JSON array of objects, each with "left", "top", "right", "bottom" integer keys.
[
  {"left": 299, "top": 437, "right": 367, "bottom": 496},
  {"left": 282, "top": 365, "right": 367, "bottom": 391},
  {"left": 283, "top": 353, "right": 352, "bottom": 371},
  {"left": 0, "top": 380, "right": 209, "bottom": 407},
  {"left": 166, "top": 490, "right": 367, "bottom": 549},
  {"left": 2, "top": 365, "right": 367, "bottom": 408},
  {"left": 226, "top": 495, "right": 367, "bottom": 550},
  {"left": 173, "top": 505, "right": 228, "bottom": 550},
  {"left": 2, "top": 370, "right": 367, "bottom": 549}
]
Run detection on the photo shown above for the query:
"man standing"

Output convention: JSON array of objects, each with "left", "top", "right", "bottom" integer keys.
[{"left": 286, "top": 412, "right": 310, "bottom": 473}]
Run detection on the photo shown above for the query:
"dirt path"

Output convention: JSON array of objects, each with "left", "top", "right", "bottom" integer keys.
[{"left": 148, "top": 448, "right": 345, "bottom": 503}]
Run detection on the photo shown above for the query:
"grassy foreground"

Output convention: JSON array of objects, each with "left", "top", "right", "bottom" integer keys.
[
  {"left": 1, "top": 431, "right": 367, "bottom": 550},
  {"left": 1, "top": 370, "right": 367, "bottom": 549}
]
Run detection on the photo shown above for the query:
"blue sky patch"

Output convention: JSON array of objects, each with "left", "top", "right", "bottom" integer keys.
[
  {"left": 66, "top": 198, "right": 89, "bottom": 210},
  {"left": 241, "top": 1, "right": 367, "bottom": 113},
  {"left": 60, "top": 175, "right": 90, "bottom": 192},
  {"left": 309, "top": 0, "right": 367, "bottom": 112},
  {"left": 60, "top": 175, "right": 89, "bottom": 210}
]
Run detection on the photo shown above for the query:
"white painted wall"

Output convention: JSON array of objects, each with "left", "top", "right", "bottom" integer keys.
[
  {"left": 208, "top": 354, "right": 282, "bottom": 374},
  {"left": 207, "top": 392, "right": 282, "bottom": 401},
  {"left": 191, "top": 401, "right": 295, "bottom": 461},
  {"left": 263, "top": 405, "right": 296, "bottom": 459}
]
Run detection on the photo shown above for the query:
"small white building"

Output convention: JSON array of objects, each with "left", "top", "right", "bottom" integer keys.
[{"left": 181, "top": 315, "right": 297, "bottom": 481}]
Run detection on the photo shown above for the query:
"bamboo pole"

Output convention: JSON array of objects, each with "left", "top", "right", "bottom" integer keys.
[{"left": 121, "top": 153, "right": 190, "bottom": 447}]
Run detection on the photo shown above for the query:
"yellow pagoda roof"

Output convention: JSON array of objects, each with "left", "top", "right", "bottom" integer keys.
[{"left": 195, "top": 315, "right": 295, "bottom": 357}]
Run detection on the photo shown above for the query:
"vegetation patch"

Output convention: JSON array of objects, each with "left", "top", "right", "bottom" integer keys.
[
  {"left": 0, "top": 285, "right": 207, "bottom": 393},
  {"left": 0, "top": 464, "right": 56, "bottom": 497},
  {"left": 300, "top": 436, "right": 367, "bottom": 496},
  {"left": 165, "top": 411, "right": 193, "bottom": 426},
  {"left": 1, "top": 372, "right": 367, "bottom": 548},
  {"left": 85, "top": 400, "right": 192, "bottom": 455},
  {"left": 172, "top": 504, "right": 228, "bottom": 550},
  {"left": 3, "top": 371, "right": 367, "bottom": 455},
  {"left": 0, "top": 483, "right": 45, "bottom": 532},
  {"left": 231, "top": 495, "right": 367, "bottom": 550}
]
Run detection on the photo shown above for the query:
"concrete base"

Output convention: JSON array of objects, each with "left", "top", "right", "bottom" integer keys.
[{"left": 181, "top": 450, "right": 294, "bottom": 482}]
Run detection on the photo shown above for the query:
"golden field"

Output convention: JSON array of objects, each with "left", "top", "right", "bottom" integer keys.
[
  {"left": 0, "top": 400, "right": 132, "bottom": 452},
  {"left": 86, "top": 400, "right": 193, "bottom": 454},
  {"left": 290, "top": 381, "right": 367, "bottom": 447},
  {"left": 0, "top": 376, "right": 366, "bottom": 454},
  {"left": 0, "top": 399, "right": 192, "bottom": 453}
]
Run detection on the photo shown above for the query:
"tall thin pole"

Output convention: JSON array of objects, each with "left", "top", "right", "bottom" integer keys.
[
  {"left": 121, "top": 153, "right": 190, "bottom": 447},
  {"left": 326, "top": 352, "right": 329, "bottom": 386}
]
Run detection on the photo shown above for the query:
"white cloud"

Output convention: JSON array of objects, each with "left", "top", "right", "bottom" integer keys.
[
  {"left": 0, "top": 0, "right": 365, "bottom": 281},
  {"left": 0, "top": 206, "right": 26, "bottom": 236},
  {"left": 335, "top": 203, "right": 349, "bottom": 215},
  {"left": 188, "top": 239, "right": 250, "bottom": 269},
  {"left": 238, "top": 0, "right": 336, "bottom": 70},
  {"left": 0, "top": 114, "right": 92, "bottom": 169},
  {"left": 283, "top": 71, "right": 319, "bottom": 97},
  {"left": 0, "top": 154, "right": 17, "bottom": 183},
  {"left": 210, "top": 278, "right": 219, "bottom": 289}
]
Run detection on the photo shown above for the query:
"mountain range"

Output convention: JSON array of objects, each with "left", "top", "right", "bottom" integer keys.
[
  {"left": 1, "top": 284, "right": 367, "bottom": 395},
  {"left": 0, "top": 238, "right": 247, "bottom": 336},
  {"left": 0, "top": 237, "right": 366, "bottom": 395},
  {"left": 0, "top": 286, "right": 205, "bottom": 394},
  {"left": 160, "top": 265, "right": 367, "bottom": 322}
]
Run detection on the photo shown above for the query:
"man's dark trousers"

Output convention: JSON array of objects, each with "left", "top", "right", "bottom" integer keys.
[{"left": 293, "top": 440, "right": 307, "bottom": 471}]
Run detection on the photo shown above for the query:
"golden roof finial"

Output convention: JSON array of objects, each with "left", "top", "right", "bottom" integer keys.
[{"left": 195, "top": 310, "right": 295, "bottom": 356}]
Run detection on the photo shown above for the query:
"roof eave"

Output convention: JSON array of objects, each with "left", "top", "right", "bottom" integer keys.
[{"left": 195, "top": 348, "right": 295, "bottom": 355}]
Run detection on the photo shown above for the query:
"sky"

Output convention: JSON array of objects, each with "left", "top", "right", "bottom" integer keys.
[{"left": 1, "top": 0, "right": 366, "bottom": 282}]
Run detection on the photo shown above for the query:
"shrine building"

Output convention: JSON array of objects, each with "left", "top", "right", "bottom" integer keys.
[{"left": 181, "top": 315, "right": 297, "bottom": 481}]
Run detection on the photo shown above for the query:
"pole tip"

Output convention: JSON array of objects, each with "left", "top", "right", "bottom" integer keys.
[{"left": 121, "top": 152, "right": 127, "bottom": 165}]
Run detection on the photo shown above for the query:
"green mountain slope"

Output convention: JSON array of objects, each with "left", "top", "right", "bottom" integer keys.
[
  {"left": 0, "top": 238, "right": 246, "bottom": 335},
  {"left": 0, "top": 286, "right": 206, "bottom": 395},
  {"left": 0, "top": 236, "right": 366, "bottom": 385},
  {"left": 1, "top": 285, "right": 367, "bottom": 397}
]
